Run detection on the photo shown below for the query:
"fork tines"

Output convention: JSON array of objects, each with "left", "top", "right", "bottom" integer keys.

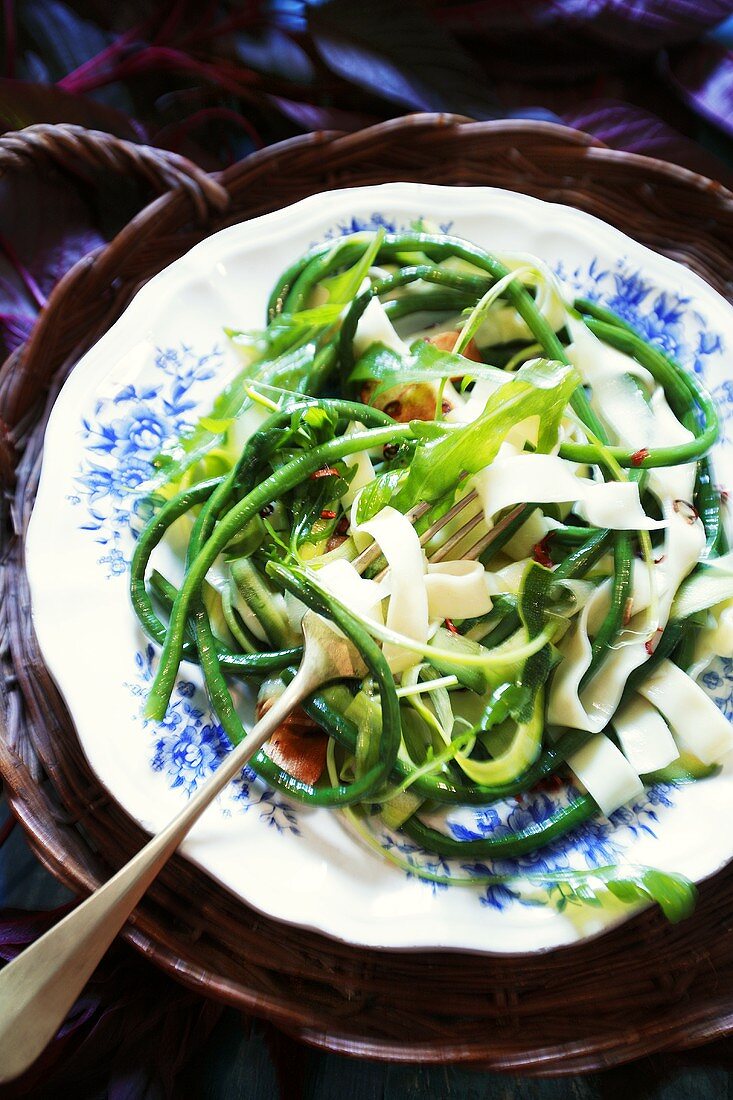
[{"left": 351, "top": 490, "right": 525, "bottom": 577}]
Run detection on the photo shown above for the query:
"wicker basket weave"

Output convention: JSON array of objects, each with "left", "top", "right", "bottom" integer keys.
[{"left": 2, "top": 115, "right": 733, "bottom": 1074}]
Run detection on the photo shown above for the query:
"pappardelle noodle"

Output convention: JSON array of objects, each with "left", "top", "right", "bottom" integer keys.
[{"left": 131, "top": 225, "right": 733, "bottom": 923}]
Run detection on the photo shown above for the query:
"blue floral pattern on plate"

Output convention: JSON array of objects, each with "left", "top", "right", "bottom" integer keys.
[
  {"left": 124, "top": 645, "right": 300, "bottom": 834},
  {"left": 554, "top": 255, "right": 723, "bottom": 377},
  {"left": 322, "top": 212, "right": 454, "bottom": 239},
  {"left": 71, "top": 226, "right": 732, "bottom": 912},
  {"left": 373, "top": 780, "right": 677, "bottom": 908},
  {"left": 69, "top": 344, "right": 224, "bottom": 577}
]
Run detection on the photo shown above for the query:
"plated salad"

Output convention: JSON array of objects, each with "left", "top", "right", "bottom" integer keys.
[{"left": 131, "top": 226, "right": 733, "bottom": 923}]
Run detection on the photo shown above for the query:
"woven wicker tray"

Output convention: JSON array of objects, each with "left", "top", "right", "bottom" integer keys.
[{"left": 2, "top": 115, "right": 733, "bottom": 1074}]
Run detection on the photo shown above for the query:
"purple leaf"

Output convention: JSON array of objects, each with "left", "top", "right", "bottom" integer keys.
[
  {"left": 18, "top": 0, "right": 137, "bottom": 114},
  {"left": 270, "top": 94, "right": 377, "bottom": 132},
  {"left": 0, "top": 180, "right": 104, "bottom": 300},
  {"left": 0, "top": 309, "right": 35, "bottom": 351},
  {"left": 0, "top": 904, "right": 74, "bottom": 956},
  {"left": 233, "top": 26, "right": 316, "bottom": 84},
  {"left": 0, "top": 165, "right": 105, "bottom": 358},
  {"left": 0, "top": 78, "right": 142, "bottom": 138},
  {"left": 19, "top": 0, "right": 111, "bottom": 79},
  {"left": 308, "top": 0, "right": 499, "bottom": 116},
  {"left": 564, "top": 98, "right": 733, "bottom": 188},
  {"left": 663, "top": 41, "right": 733, "bottom": 141},
  {"left": 0, "top": 905, "right": 222, "bottom": 1096},
  {"left": 436, "top": 0, "right": 733, "bottom": 80},
  {"left": 0, "top": 269, "right": 40, "bottom": 355},
  {"left": 439, "top": 0, "right": 733, "bottom": 49}
]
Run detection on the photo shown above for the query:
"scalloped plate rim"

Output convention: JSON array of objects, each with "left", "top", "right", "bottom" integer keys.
[{"left": 24, "top": 182, "right": 733, "bottom": 955}]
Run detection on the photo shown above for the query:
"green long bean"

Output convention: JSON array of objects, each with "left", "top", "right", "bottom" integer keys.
[
  {"left": 145, "top": 423, "right": 415, "bottom": 720},
  {"left": 130, "top": 480, "right": 300, "bottom": 677},
  {"left": 402, "top": 794, "right": 597, "bottom": 858}
]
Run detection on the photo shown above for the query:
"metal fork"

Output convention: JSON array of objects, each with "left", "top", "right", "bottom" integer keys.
[{"left": 0, "top": 495, "right": 524, "bottom": 1084}]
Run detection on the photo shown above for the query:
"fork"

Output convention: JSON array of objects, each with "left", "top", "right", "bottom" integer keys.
[{"left": 0, "top": 496, "right": 524, "bottom": 1083}]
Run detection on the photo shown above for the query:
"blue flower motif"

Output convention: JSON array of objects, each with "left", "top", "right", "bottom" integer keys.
[
  {"left": 72, "top": 343, "right": 225, "bottom": 576},
  {"left": 479, "top": 882, "right": 523, "bottom": 911},
  {"left": 154, "top": 721, "right": 225, "bottom": 794},
  {"left": 555, "top": 255, "right": 723, "bottom": 378},
  {"left": 126, "top": 648, "right": 301, "bottom": 833},
  {"left": 700, "top": 657, "right": 733, "bottom": 720},
  {"left": 98, "top": 546, "right": 127, "bottom": 576},
  {"left": 77, "top": 455, "right": 154, "bottom": 503},
  {"left": 641, "top": 784, "right": 675, "bottom": 810},
  {"left": 108, "top": 406, "right": 168, "bottom": 455},
  {"left": 427, "top": 775, "right": 679, "bottom": 911},
  {"left": 323, "top": 213, "right": 453, "bottom": 242}
]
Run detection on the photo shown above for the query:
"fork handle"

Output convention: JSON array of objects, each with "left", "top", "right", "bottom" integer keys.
[{"left": 0, "top": 655, "right": 324, "bottom": 1085}]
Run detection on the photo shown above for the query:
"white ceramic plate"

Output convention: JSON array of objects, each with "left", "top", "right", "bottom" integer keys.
[{"left": 25, "top": 183, "right": 733, "bottom": 954}]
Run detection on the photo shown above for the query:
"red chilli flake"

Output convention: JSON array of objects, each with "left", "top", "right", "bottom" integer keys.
[
  {"left": 630, "top": 447, "right": 650, "bottom": 467},
  {"left": 719, "top": 487, "right": 729, "bottom": 504},
  {"left": 532, "top": 533, "right": 554, "bottom": 568},
  {"left": 645, "top": 628, "right": 663, "bottom": 656},
  {"left": 673, "top": 499, "right": 699, "bottom": 524},
  {"left": 444, "top": 618, "right": 459, "bottom": 635},
  {"left": 320, "top": 510, "right": 337, "bottom": 520},
  {"left": 336, "top": 515, "right": 350, "bottom": 535},
  {"left": 310, "top": 466, "right": 340, "bottom": 480}
]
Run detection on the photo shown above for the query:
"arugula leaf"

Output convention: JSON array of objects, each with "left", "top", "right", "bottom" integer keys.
[
  {"left": 354, "top": 467, "right": 408, "bottom": 523},
  {"left": 349, "top": 339, "right": 506, "bottom": 401},
  {"left": 394, "top": 359, "right": 581, "bottom": 509},
  {"left": 320, "top": 226, "right": 385, "bottom": 305},
  {"left": 290, "top": 460, "right": 353, "bottom": 549},
  {"left": 516, "top": 864, "right": 697, "bottom": 923},
  {"left": 228, "top": 302, "right": 345, "bottom": 361},
  {"left": 153, "top": 343, "right": 316, "bottom": 489},
  {"left": 604, "top": 867, "right": 697, "bottom": 924},
  {"left": 453, "top": 263, "right": 534, "bottom": 355}
]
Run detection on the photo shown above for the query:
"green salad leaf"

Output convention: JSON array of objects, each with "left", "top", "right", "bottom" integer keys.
[
  {"left": 394, "top": 358, "right": 581, "bottom": 508},
  {"left": 154, "top": 342, "right": 316, "bottom": 489},
  {"left": 349, "top": 338, "right": 506, "bottom": 400},
  {"left": 354, "top": 467, "right": 408, "bottom": 524},
  {"left": 602, "top": 867, "right": 698, "bottom": 924},
  {"left": 320, "top": 226, "right": 385, "bottom": 305}
]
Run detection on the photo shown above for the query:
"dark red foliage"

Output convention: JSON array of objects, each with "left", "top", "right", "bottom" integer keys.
[
  {"left": 0, "top": 904, "right": 222, "bottom": 1098},
  {"left": 0, "top": 0, "right": 729, "bottom": 357}
]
